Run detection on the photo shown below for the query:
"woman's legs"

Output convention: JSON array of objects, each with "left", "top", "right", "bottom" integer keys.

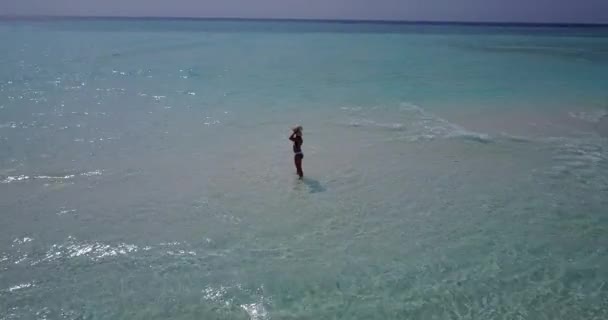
[{"left": 294, "top": 154, "right": 303, "bottom": 178}]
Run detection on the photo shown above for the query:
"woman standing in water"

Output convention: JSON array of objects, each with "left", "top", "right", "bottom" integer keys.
[{"left": 289, "top": 126, "right": 304, "bottom": 179}]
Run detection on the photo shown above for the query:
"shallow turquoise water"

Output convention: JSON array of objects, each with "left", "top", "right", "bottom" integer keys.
[{"left": 0, "top": 20, "right": 607, "bottom": 319}]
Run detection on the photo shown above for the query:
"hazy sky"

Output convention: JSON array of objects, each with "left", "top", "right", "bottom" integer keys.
[{"left": 1, "top": 0, "right": 607, "bottom": 24}]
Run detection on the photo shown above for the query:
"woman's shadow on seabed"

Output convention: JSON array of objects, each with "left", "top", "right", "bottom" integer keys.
[{"left": 295, "top": 176, "right": 326, "bottom": 194}]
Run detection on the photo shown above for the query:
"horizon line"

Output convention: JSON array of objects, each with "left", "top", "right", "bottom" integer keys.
[{"left": 1, "top": 15, "right": 607, "bottom": 27}]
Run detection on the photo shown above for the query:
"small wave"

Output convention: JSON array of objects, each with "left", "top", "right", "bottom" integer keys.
[
  {"left": 201, "top": 285, "right": 270, "bottom": 320},
  {"left": 544, "top": 137, "right": 607, "bottom": 188},
  {"left": 241, "top": 302, "right": 269, "bottom": 320},
  {"left": 0, "top": 238, "right": 204, "bottom": 267},
  {"left": 81, "top": 170, "right": 102, "bottom": 177},
  {"left": 13, "top": 237, "right": 33, "bottom": 245},
  {"left": 340, "top": 106, "right": 363, "bottom": 112},
  {"left": 56, "top": 209, "right": 77, "bottom": 216},
  {"left": 551, "top": 140, "right": 606, "bottom": 165},
  {"left": 202, "top": 286, "right": 231, "bottom": 303},
  {"left": 569, "top": 110, "right": 608, "bottom": 123},
  {"left": 347, "top": 119, "right": 404, "bottom": 130},
  {"left": 1, "top": 175, "right": 30, "bottom": 183},
  {"left": 408, "top": 103, "right": 493, "bottom": 143},
  {"left": 204, "top": 120, "right": 221, "bottom": 126},
  {"left": 14, "top": 254, "right": 29, "bottom": 264},
  {"left": 158, "top": 241, "right": 183, "bottom": 247},
  {"left": 0, "top": 122, "right": 19, "bottom": 129},
  {"left": 2, "top": 237, "right": 216, "bottom": 272},
  {"left": 1, "top": 170, "right": 102, "bottom": 184},
  {"left": 36, "top": 174, "right": 76, "bottom": 180},
  {"left": 35, "top": 237, "right": 139, "bottom": 264},
  {"left": 7, "top": 282, "right": 34, "bottom": 292},
  {"left": 97, "top": 87, "right": 126, "bottom": 92},
  {"left": 0, "top": 121, "right": 46, "bottom": 129},
  {"left": 64, "top": 85, "right": 83, "bottom": 91},
  {"left": 446, "top": 130, "right": 492, "bottom": 144},
  {"left": 498, "top": 133, "right": 532, "bottom": 143},
  {"left": 165, "top": 250, "right": 197, "bottom": 256},
  {"left": 350, "top": 102, "right": 493, "bottom": 144},
  {"left": 69, "top": 111, "right": 89, "bottom": 116},
  {"left": 598, "top": 115, "right": 608, "bottom": 137}
]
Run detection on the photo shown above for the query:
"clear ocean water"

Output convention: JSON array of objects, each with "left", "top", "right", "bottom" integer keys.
[{"left": 1, "top": 19, "right": 607, "bottom": 319}]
